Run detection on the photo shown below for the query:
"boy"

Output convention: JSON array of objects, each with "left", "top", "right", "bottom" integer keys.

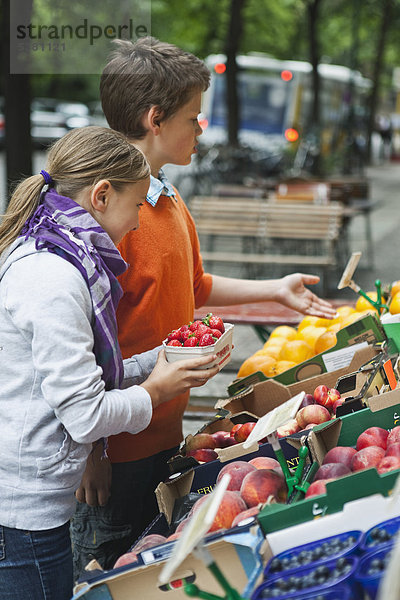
[{"left": 71, "top": 36, "right": 335, "bottom": 575}]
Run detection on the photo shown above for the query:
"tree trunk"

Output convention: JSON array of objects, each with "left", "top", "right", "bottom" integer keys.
[
  {"left": 307, "top": 0, "right": 322, "bottom": 175},
  {"left": 366, "top": 0, "right": 392, "bottom": 162},
  {"left": 225, "top": 0, "right": 245, "bottom": 146},
  {"left": 2, "top": 0, "right": 32, "bottom": 201}
]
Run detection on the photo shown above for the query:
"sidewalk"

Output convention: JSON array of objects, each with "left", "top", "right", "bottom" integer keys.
[{"left": 183, "top": 160, "right": 400, "bottom": 437}]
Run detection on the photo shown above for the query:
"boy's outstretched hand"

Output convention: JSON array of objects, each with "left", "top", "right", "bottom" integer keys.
[{"left": 275, "top": 273, "right": 336, "bottom": 319}]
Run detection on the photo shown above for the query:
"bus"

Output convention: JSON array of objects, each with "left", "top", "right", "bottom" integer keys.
[{"left": 199, "top": 53, "right": 371, "bottom": 157}]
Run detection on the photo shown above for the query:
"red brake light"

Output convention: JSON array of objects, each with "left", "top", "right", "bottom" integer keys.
[
  {"left": 281, "top": 70, "right": 293, "bottom": 82},
  {"left": 214, "top": 63, "right": 226, "bottom": 74},
  {"left": 285, "top": 128, "right": 299, "bottom": 142}
]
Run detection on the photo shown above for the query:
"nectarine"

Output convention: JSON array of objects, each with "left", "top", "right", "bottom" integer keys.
[
  {"left": 322, "top": 446, "right": 357, "bottom": 470},
  {"left": 377, "top": 456, "right": 400, "bottom": 474},
  {"left": 240, "top": 469, "right": 287, "bottom": 507},
  {"left": 356, "top": 427, "right": 388, "bottom": 451},
  {"left": 314, "top": 462, "right": 351, "bottom": 481},
  {"left": 296, "top": 404, "right": 331, "bottom": 429},
  {"left": 216, "top": 460, "right": 256, "bottom": 491},
  {"left": 351, "top": 446, "right": 385, "bottom": 472}
]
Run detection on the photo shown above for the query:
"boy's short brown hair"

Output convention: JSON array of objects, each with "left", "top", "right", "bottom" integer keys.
[{"left": 100, "top": 36, "right": 210, "bottom": 139}]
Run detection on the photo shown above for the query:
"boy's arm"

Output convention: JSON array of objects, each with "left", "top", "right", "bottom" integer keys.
[{"left": 205, "top": 273, "right": 336, "bottom": 319}]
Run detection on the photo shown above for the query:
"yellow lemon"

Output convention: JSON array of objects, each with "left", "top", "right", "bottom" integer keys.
[
  {"left": 314, "top": 330, "right": 337, "bottom": 354},
  {"left": 297, "top": 315, "right": 320, "bottom": 333},
  {"left": 390, "top": 291, "right": 400, "bottom": 315},
  {"left": 269, "top": 325, "right": 298, "bottom": 341},
  {"left": 280, "top": 340, "right": 314, "bottom": 364},
  {"left": 297, "top": 325, "right": 327, "bottom": 351}
]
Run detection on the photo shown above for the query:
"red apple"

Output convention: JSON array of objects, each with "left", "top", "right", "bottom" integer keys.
[
  {"left": 313, "top": 385, "right": 328, "bottom": 405},
  {"left": 231, "top": 506, "right": 260, "bottom": 528},
  {"left": 230, "top": 424, "right": 243, "bottom": 438},
  {"left": 356, "top": 427, "right": 389, "bottom": 451},
  {"left": 377, "top": 456, "right": 400, "bottom": 474},
  {"left": 186, "top": 433, "right": 217, "bottom": 452},
  {"left": 322, "top": 446, "right": 357, "bottom": 470},
  {"left": 351, "top": 446, "right": 385, "bottom": 472},
  {"left": 296, "top": 404, "right": 331, "bottom": 429},
  {"left": 132, "top": 534, "right": 167, "bottom": 553},
  {"left": 234, "top": 422, "right": 257, "bottom": 443},
  {"left": 276, "top": 419, "right": 301, "bottom": 438},
  {"left": 192, "top": 490, "right": 247, "bottom": 532},
  {"left": 305, "top": 478, "right": 335, "bottom": 499},
  {"left": 186, "top": 448, "right": 218, "bottom": 463},
  {"left": 385, "top": 442, "right": 400, "bottom": 457},
  {"left": 240, "top": 469, "right": 287, "bottom": 507},
  {"left": 313, "top": 462, "right": 351, "bottom": 481},
  {"left": 113, "top": 551, "right": 138, "bottom": 569},
  {"left": 387, "top": 426, "right": 400, "bottom": 447},
  {"left": 216, "top": 460, "right": 256, "bottom": 491},
  {"left": 211, "top": 431, "right": 237, "bottom": 448}
]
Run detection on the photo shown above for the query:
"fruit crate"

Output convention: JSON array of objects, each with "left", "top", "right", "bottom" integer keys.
[{"left": 163, "top": 323, "right": 234, "bottom": 370}]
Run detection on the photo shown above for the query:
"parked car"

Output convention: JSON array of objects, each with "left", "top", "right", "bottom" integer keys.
[{"left": 0, "top": 97, "right": 92, "bottom": 148}]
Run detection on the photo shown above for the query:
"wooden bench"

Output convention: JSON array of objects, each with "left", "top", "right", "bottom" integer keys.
[{"left": 190, "top": 195, "right": 345, "bottom": 294}]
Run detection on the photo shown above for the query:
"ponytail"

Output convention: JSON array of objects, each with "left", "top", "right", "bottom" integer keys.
[{"left": 0, "top": 175, "right": 47, "bottom": 255}]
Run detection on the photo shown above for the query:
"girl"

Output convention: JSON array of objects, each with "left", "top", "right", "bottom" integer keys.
[{"left": 0, "top": 126, "right": 218, "bottom": 600}]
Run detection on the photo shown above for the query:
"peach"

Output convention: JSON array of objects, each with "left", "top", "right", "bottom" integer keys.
[
  {"left": 240, "top": 469, "right": 287, "bottom": 507},
  {"left": 322, "top": 446, "right": 357, "bottom": 470},
  {"left": 377, "top": 456, "right": 400, "bottom": 474},
  {"left": 314, "top": 462, "right": 351, "bottom": 481},
  {"left": 113, "top": 551, "right": 138, "bottom": 569},
  {"left": 166, "top": 532, "right": 181, "bottom": 542},
  {"left": 186, "top": 448, "right": 218, "bottom": 463},
  {"left": 305, "top": 478, "right": 335, "bottom": 499},
  {"left": 216, "top": 460, "right": 256, "bottom": 491},
  {"left": 231, "top": 506, "right": 260, "bottom": 528},
  {"left": 132, "top": 534, "right": 167, "bottom": 553},
  {"left": 356, "top": 427, "right": 388, "bottom": 451},
  {"left": 211, "top": 430, "right": 237, "bottom": 448},
  {"left": 175, "top": 518, "right": 189, "bottom": 534},
  {"left": 249, "top": 456, "right": 281, "bottom": 471},
  {"left": 385, "top": 442, "right": 400, "bottom": 457},
  {"left": 192, "top": 490, "right": 247, "bottom": 532},
  {"left": 276, "top": 419, "right": 300, "bottom": 438},
  {"left": 351, "top": 446, "right": 385, "bottom": 472},
  {"left": 186, "top": 433, "right": 217, "bottom": 452},
  {"left": 234, "top": 422, "right": 257, "bottom": 443},
  {"left": 387, "top": 426, "right": 400, "bottom": 446},
  {"left": 296, "top": 404, "right": 331, "bottom": 429}
]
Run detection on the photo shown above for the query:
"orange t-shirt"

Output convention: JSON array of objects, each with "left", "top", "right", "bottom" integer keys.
[{"left": 107, "top": 190, "right": 212, "bottom": 462}]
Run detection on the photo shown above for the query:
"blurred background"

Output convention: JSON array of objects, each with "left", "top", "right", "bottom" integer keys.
[{"left": 1, "top": 0, "right": 400, "bottom": 295}]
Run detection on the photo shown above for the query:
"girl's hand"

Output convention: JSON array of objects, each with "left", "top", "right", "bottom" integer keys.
[{"left": 141, "top": 350, "right": 219, "bottom": 408}]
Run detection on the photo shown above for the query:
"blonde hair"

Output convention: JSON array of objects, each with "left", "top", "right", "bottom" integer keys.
[
  {"left": 0, "top": 126, "right": 150, "bottom": 255},
  {"left": 100, "top": 36, "right": 210, "bottom": 139}
]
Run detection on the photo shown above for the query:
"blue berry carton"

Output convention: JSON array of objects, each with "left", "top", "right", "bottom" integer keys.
[
  {"left": 360, "top": 515, "right": 400, "bottom": 553},
  {"left": 284, "top": 585, "right": 354, "bottom": 600},
  {"left": 264, "top": 530, "right": 363, "bottom": 580},
  {"left": 251, "top": 555, "right": 361, "bottom": 600},
  {"left": 354, "top": 544, "right": 394, "bottom": 600}
]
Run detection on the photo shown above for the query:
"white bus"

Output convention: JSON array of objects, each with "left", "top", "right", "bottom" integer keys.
[{"left": 199, "top": 53, "right": 371, "bottom": 156}]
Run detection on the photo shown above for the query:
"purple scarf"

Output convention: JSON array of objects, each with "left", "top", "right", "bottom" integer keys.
[{"left": 20, "top": 189, "right": 127, "bottom": 391}]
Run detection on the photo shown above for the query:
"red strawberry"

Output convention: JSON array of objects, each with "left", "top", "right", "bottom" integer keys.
[
  {"left": 180, "top": 329, "right": 194, "bottom": 343},
  {"left": 167, "top": 329, "right": 181, "bottom": 342},
  {"left": 184, "top": 337, "right": 199, "bottom": 347},
  {"left": 203, "top": 313, "right": 225, "bottom": 333},
  {"left": 189, "top": 320, "right": 203, "bottom": 332},
  {"left": 167, "top": 339, "right": 182, "bottom": 346},
  {"left": 194, "top": 323, "right": 212, "bottom": 339},
  {"left": 198, "top": 333, "right": 215, "bottom": 346},
  {"left": 210, "top": 329, "right": 222, "bottom": 339}
]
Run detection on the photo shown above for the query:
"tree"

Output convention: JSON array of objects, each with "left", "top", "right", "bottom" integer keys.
[{"left": 2, "top": 0, "right": 32, "bottom": 198}]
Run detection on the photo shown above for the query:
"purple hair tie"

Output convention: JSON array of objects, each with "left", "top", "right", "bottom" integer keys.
[{"left": 40, "top": 169, "right": 53, "bottom": 185}]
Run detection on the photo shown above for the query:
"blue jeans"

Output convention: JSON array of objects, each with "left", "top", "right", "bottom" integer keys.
[
  {"left": 0, "top": 522, "right": 73, "bottom": 600},
  {"left": 71, "top": 446, "right": 178, "bottom": 580}
]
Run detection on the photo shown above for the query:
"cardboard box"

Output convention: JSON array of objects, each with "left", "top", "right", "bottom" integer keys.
[
  {"left": 227, "top": 314, "right": 387, "bottom": 394},
  {"left": 72, "top": 532, "right": 264, "bottom": 600},
  {"left": 217, "top": 345, "right": 378, "bottom": 418},
  {"left": 163, "top": 323, "right": 234, "bottom": 370},
  {"left": 256, "top": 392, "right": 400, "bottom": 536}
]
